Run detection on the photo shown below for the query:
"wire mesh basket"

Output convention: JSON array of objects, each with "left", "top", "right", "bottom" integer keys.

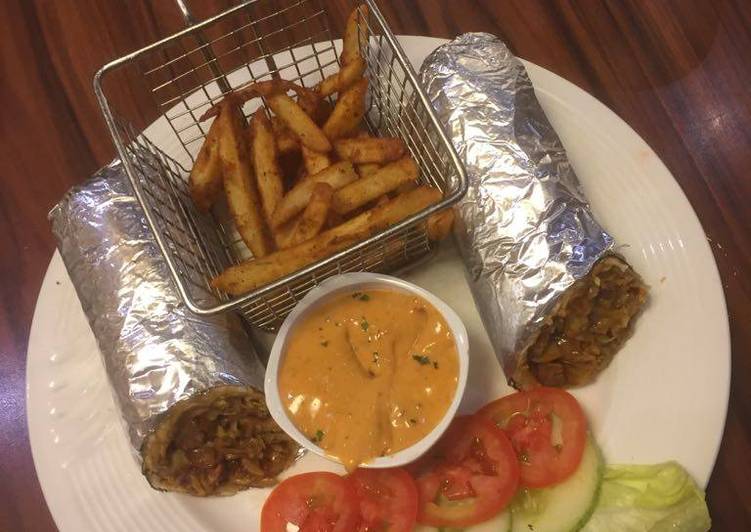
[{"left": 94, "top": 0, "right": 467, "bottom": 331}]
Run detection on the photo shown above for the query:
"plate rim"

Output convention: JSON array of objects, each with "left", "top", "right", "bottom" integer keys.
[{"left": 26, "top": 35, "right": 731, "bottom": 532}]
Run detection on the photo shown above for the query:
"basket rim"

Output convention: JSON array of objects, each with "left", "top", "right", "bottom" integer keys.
[{"left": 92, "top": 0, "right": 468, "bottom": 318}]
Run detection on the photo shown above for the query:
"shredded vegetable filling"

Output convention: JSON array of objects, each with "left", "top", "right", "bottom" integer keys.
[
  {"left": 525, "top": 256, "right": 648, "bottom": 387},
  {"left": 142, "top": 386, "right": 298, "bottom": 496}
]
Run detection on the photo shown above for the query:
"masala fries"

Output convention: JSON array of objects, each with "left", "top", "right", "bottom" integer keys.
[
  {"left": 266, "top": 92, "right": 331, "bottom": 152},
  {"left": 218, "top": 104, "right": 272, "bottom": 258},
  {"left": 341, "top": 5, "right": 368, "bottom": 67},
  {"left": 301, "top": 145, "right": 332, "bottom": 176},
  {"left": 271, "top": 161, "right": 358, "bottom": 228},
  {"left": 189, "top": 117, "right": 223, "bottom": 212},
  {"left": 427, "top": 209, "right": 456, "bottom": 241},
  {"left": 317, "top": 57, "right": 366, "bottom": 97},
  {"left": 356, "top": 162, "right": 381, "bottom": 178},
  {"left": 332, "top": 156, "right": 419, "bottom": 215},
  {"left": 183, "top": 4, "right": 453, "bottom": 296},
  {"left": 282, "top": 183, "right": 333, "bottom": 248},
  {"left": 212, "top": 186, "right": 441, "bottom": 295},
  {"left": 250, "top": 111, "right": 284, "bottom": 225},
  {"left": 323, "top": 78, "right": 368, "bottom": 140},
  {"left": 334, "top": 136, "right": 406, "bottom": 164},
  {"left": 271, "top": 117, "right": 299, "bottom": 154}
]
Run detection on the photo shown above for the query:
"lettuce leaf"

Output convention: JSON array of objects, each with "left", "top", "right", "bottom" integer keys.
[{"left": 582, "top": 461, "right": 711, "bottom": 532}]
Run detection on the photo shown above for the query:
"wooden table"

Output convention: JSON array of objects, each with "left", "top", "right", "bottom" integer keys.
[{"left": 1, "top": 0, "right": 749, "bottom": 529}]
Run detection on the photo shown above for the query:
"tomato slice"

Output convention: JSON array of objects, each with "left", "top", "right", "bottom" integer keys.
[
  {"left": 347, "top": 468, "right": 418, "bottom": 532},
  {"left": 412, "top": 415, "right": 519, "bottom": 527},
  {"left": 477, "top": 387, "right": 587, "bottom": 488},
  {"left": 261, "top": 472, "right": 360, "bottom": 532}
]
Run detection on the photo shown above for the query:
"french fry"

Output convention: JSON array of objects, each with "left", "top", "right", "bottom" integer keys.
[
  {"left": 395, "top": 180, "right": 419, "bottom": 195},
  {"left": 323, "top": 78, "right": 368, "bottom": 141},
  {"left": 426, "top": 209, "right": 455, "bottom": 241},
  {"left": 326, "top": 210, "right": 345, "bottom": 228},
  {"left": 217, "top": 104, "right": 272, "bottom": 258},
  {"left": 296, "top": 89, "right": 323, "bottom": 121},
  {"left": 334, "top": 137, "right": 406, "bottom": 164},
  {"left": 271, "top": 117, "right": 299, "bottom": 154},
  {"left": 302, "top": 145, "right": 332, "bottom": 176},
  {"left": 212, "top": 186, "right": 441, "bottom": 295},
  {"left": 317, "top": 57, "right": 366, "bottom": 97},
  {"left": 282, "top": 183, "right": 333, "bottom": 248},
  {"left": 250, "top": 111, "right": 284, "bottom": 225},
  {"left": 356, "top": 162, "right": 381, "bottom": 178},
  {"left": 341, "top": 4, "right": 368, "bottom": 66},
  {"left": 374, "top": 195, "right": 390, "bottom": 207},
  {"left": 273, "top": 217, "right": 298, "bottom": 249},
  {"left": 332, "top": 156, "right": 419, "bottom": 215},
  {"left": 271, "top": 161, "right": 358, "bottom": 228},
  {"left": 189, "top": 117, "right": 223, "bottom": 211},
  {"left": 200, "top": 79, "right": 318, "bottom": 120},
  {"left": 315, "top": 98, "right": 334, "bottom": 126},
  {"left": 266, "top": 92, "right": 332, "bottom": 152}
]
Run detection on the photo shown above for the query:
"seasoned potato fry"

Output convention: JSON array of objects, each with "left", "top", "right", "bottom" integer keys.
[
  {"left": 426, "top": 208, "right": 455, "bottom": 241},
  {"left": 212, "top": 186, "right": 441, "bottom": 295},
  {"left": 356, "top": 162, "right": 381, "bottom": 178},
  {"left": 273, "top": 217, "right": 298, "bottom": 249},
  {"left": 266, "top": 92, "right": 332, "bottom": 152},
  {"left": 250, "top": 111, "right": 284, "bottom": 224},
  {"left": 374, "top": 195, "right": 390, "bottom": 207},
  {"left": 271, "top": 161, "right": 358, "bottom": 228},
  {"left": 201, "top": 79, "right": 317, "bottom": 119},
  {"left": 301, "top": 145, "right": 332, "bottom": 176},
  {"left": 283, "top": 183, "right": 333, "bottom": 247},
  {"left": 332, "top": 156, "right": 419, "bottom": 215},
  {"left": 323, "top": 78, "right": 368, "bottom": 140},
  {"left": 341, "top": 4, "right": 368, "bottom": 66},
  {"left": 326, "top": 210, "right": 345, "bottom": 229},
  {"left": 395, "top": 180, "right": 419, "bottom": 195},
  {"left": 296, "top": 89, "right": 322, "bottom": 121},
  {"left": 189, "top": 117, "right": 223, "bottom": 211},
  {"left": 334, "top": 137, "right": 406, "bottom": 164},
  {"left": 315, "top": 98, "right": 334, "bottom": 126},
  {"left": 317, "top": 57, "right": 366, "bottom": 97},
  {"left": 217, "top": 105, "right": 272, "bottom": 258},
  {"left": 271, "top": 117, "right": 299, "bottom": 154}
]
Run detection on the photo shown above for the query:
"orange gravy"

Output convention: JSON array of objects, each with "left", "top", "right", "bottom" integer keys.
[{"left": 278, "top": 289, "right": 459, "bottom": 470}]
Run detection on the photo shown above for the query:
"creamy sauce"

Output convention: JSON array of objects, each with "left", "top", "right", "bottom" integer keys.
[{"left": 279, "top": 289, "right": 459, "bottom": 470}]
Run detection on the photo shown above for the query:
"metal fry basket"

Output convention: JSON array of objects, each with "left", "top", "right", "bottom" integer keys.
[{"left": 94, "top": 0, "right": 467, "bottom": 331}]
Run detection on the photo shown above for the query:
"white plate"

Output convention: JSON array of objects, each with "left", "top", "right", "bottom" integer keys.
[{"left": 27, "top": 36, "right": 730, "bottom": 532}]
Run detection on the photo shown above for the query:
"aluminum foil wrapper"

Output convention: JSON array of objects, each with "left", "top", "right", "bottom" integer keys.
[
  {"left": 49, "top": 160, "right": 266, "bottom": 452},
  {"left": 420, "top": 33, "right": 618, "bottom": 385}
]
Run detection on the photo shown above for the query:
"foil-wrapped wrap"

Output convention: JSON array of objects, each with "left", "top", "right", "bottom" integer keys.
[
  {"left": 49, "top": 161, "right": 298, "bottom": 496},
  {"left": 420, "top": 33, "right": 647, "bottom": 389}
]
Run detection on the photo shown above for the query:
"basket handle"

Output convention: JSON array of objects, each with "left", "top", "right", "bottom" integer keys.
[{"left": 173, "top": 0, "right": 232, "bottom": 93}]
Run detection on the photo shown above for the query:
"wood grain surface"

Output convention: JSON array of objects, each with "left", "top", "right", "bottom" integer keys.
[{"left": 1, "top": 0, "right": 749, "bottom": 530}]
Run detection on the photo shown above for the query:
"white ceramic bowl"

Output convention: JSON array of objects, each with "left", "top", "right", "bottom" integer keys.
[{"left": 265, "top": 272, "right": 469, "bottom": 469}]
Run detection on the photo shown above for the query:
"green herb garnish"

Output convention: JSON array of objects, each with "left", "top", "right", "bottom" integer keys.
[
  {"left": 412, "top": 354, "right": 431, "bottom": 365},
  {"left": 312, "top": 430, "right": 325, "bottom": 443},
  {"left": 360, "top": 317, "right": 369, "bottom": 331}
]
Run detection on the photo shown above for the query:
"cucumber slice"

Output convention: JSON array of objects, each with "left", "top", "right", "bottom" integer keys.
[
  {"left": 511, "top": 436, "right": 603, "bottom": 532},
  {"left": 415, "top": 509, "right": 512, "bottom": 532}
]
